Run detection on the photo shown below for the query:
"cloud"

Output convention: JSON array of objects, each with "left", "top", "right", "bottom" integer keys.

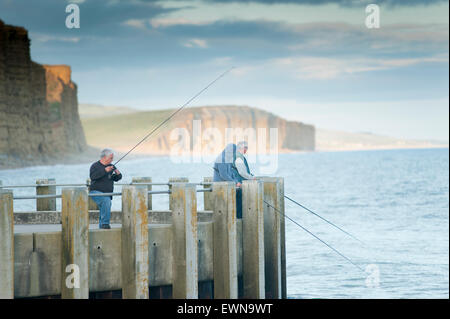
[
  {"left": 284, "top": 22, "right": 449, "bottom": 57},
  {"left": 273, "top": 54, "right": 449, "bottom": 79},
  {"left": 198, "top": 0, "right": 447, "bottom": 7},
  {"left": 122, "top": 18, "right": 147, "bottom": 29},
  {"left": 150, "top": 18, "right": 213, "bottom": 28},
  {"left": 0, "top": 0, "right": 178, "bottom": 36},
  {"left": 183, "top": 38, "right": 208, "bottom": 48},
  {"left": 31, "top": 33, "right": 81, "bottom": 43}
]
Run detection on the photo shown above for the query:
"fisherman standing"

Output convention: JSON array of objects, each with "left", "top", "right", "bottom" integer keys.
[
  {"left": 234, "top": 141, "right": 255, "bottom": 181},
  {"left": 89, "top": 148, "right": 122, "bottom": 229},
  {"left": 213, "top": 141, "right": 254, "bottom": 218}
]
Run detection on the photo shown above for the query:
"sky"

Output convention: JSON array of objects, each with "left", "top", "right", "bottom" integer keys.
[{"left": 0, "top": 0, "right": 448, "bottom": 141}]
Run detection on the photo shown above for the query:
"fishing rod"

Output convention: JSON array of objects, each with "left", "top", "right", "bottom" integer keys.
[
  {"left": 264, "top": 200, "right": 364, "bottom": 273},
  {"left": 284, "top": 195, "right": 363, "bottom": 244},
  {"left": 212, "top": 162, "right": 361, "bottom": 244},
  {"left": 210, "top": 163, "right": 365, "bottom": 271},
  {"left": 113, "top": 67, "right": 235, "bottom": 167}
]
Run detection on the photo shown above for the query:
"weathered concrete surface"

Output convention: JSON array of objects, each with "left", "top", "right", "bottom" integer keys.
[
  {"left": 89, "top": 229, "right": 121, "bottom": 292},
  {"left": 121, "top": 186, "right": 149, "bottom": 299},
  {"left": 12, "top": 221, "right": 240, "bottom": 298},
  {"left": 171, "top": 183, "right": 198, "bottom": 299},
  {"left": 169, "top": 178, "right": 189, "bottom": 211},
  {"left": 203, "top": 177, "right": 213, "bottom": 211},
  {"left": 148, "top": 224, "right": 173, "bottom": 286},
  {"left": 36, "top": 179, "right": 56, "bottom": 211},
  {"left": 242, "top": 180, "right": 265, "bottom": 299},
  {"left": 86, "top": 179, "right": 98, "bottom": 211},
  {"left": 198, "top": 221, "right": 213, "bottom": 283},
  {"left": 276, "top": 177, "right": 287, "bottom": 299},
  {"left": 261, "top": 178, "right": 283, "bottom": 299},
  {"left": 132, "top": 177, "right": 152, "bottom": 210},
  {"left": 13, "top": 233, "right": 32, "bottom": 296},
  {"left": 212, "top": 182, "right": 238, "bottom": 299},
  {"left": 0, "top": 190, "right": 14, "bottom": 298},
  {"left": 61, "top": 188, "right": 89, "bottom": 299}
]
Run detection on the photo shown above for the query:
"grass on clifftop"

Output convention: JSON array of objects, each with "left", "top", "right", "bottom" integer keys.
[{"left": 81, "top": 109, "right": 175, "bottom": 149}]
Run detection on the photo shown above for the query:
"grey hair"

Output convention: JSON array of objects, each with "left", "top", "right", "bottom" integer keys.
[
  {"left": 100, "top": 148, "right": 114, "bottom": 159},
  {"left": 237, "top": 141, "right": 248, "bottom": 150}
]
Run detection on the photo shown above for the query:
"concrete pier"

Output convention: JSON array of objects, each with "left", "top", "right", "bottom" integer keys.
[
  {"left": 262, "top": 177, "right": 285, "bottom": 299},
  {"left": 121, "top": 185, "right": 149, "bottom": 299},
  {"left": 212, "top": 182, "right": 238, "bottom": 299},
  {"left": 1, "top": 176, "right": 287, "bottom": 299},
  {"left": 242, "top": 180, "right": 265, "bottom": 298},
  {"left": 203, "top": 177, "right": 213, "bottom": 211},
  {"left": 169, "top": 177, "right": 189, "bottom": 211},
  {"left": 132, "top": 177, "right": 152, "bottom": 210},
  {"left": 171, "top": 183, "right": 198, "bottom": 299},
  {"left": 86, "top": 179, "right": 98, "bottom": 211},
  {"left": 0, "top": 190, "right": 14, "bottom": 299},
  {"left": 36, "top": 179, "right": 56, "bottom": 211},
  {"left": 61, "top": 187, "right": 89, "bottom": 299}
]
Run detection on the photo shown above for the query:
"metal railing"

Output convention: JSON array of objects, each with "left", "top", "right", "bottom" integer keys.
[
  {"left": 12, "top": 188, "right": 213, "bottom": 200},
  {"left": 0, "top": 182, "right": 207, "bottom": 188}
]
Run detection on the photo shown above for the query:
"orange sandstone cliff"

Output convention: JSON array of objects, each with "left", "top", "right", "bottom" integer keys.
[{"left": 0, "top": 20, "right": 87, "bottom": 167}]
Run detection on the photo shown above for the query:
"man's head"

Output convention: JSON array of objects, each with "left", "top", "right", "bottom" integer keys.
[
  {"left": 237, "top": 141, "right": 248, "bottom": 154},
  {"left": 100, "top": 148, "right": 114, "bottom": 165}
]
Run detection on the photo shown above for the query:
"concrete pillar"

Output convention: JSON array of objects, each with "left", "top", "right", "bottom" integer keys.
[
  {"left": 0, "top": 190, "right": 14, "bottom": 299},
  {"left": 121, "top": 185, "right": 149, "bottom": 299},
  {"left": 276, "top": 177, "right": 287, "bottom": 299},
  {"left": 169, "top": 177, "right": 188, "bottom": 211},
  {"left": 86, "top": 179, "right": 98, "bottom": 211},
  {"left": 242, "top": 180, "right": 265, "bottom": 299},
  {"left": 262, "top": 177, "right": 283, "bottom": 299},
  {"left": 203, "top": 177, "right": 213, "bottom": 211},
  {"left": 36, "top": 178, "right": 56, "bottom": 211},
  {"left": 212, "top": 182, "right": 238, "bottom": 299},
  {"left": 61, "top": 187, "right": 89, "bottom": 299},
  {"left": 132, "top": 177, "right": 152, "bottom": 210},
  {"left": 171, "top": 183, "right": 198, "bottom": 299}
]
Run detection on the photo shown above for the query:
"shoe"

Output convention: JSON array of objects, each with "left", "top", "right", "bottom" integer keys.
[{"left": 100, "top": 224, "right": 111, "bottom": 229}]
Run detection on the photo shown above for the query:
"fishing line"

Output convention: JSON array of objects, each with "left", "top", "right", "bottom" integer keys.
[
  {"left": 210, "top": 164, "right": 364, "bottom": 269},
  {"left": 284, "top": 195, "right": 363, "bottom": 244},
  {"left": 264, "top": 200, "right": 364, "bottom": 273},
  {"left": 211, "top": 163, "right": 362, "bottom": 244},
  {"left": 113, "top": 67, "right": 235, "bottom": 166}
]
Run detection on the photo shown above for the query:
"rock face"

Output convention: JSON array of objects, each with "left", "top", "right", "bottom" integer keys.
[
  {"left": 0, "top": 20, "right": 87, "bottom": 166},
  {"left": 159, "top": 105, "right": 316, "bottom": 154},
  {"left": 83, "top": 105, "right": 315, "bottom": 155}
]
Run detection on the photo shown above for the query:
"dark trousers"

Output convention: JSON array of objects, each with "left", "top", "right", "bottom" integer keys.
[{"left": 236, "top": 188, "right": 242, "bottom": 219}]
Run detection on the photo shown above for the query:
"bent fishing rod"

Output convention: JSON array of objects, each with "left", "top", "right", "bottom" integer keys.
[
  {"left": 112, "top": 67, "right": 235, "bottom": 168},
  {"left": 284, "top": 195, "right": 363, "bottom": 244},
  {"left": 212, "top": 165, "right": 361, "bottom": 243},
  {"left": 211, "top": 165, "right": 363, "bottom": 268},
  {"left": 263, "top": 200, "right": 364, "bottom": 272}
]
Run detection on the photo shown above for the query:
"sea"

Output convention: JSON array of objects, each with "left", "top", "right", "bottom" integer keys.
[{"left": 1, "top": 147, "right": 448, "bottom": 299}]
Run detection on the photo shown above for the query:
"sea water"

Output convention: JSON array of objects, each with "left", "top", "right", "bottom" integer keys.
[{"left": 1, "top": 148, "right": 448, "bottom": 298}]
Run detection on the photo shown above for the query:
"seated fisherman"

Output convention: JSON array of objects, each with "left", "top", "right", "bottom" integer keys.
[{"left": 89, "top": 148, "right": 122, "bottom": 229}]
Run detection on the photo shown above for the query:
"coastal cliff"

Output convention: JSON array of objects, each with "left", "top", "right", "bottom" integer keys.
[
  {"left": 80, "top": 105, "right": 316, "bottom": 155},
  {"left": 0, "top": 20, "right": 87, "bottom": 168}
]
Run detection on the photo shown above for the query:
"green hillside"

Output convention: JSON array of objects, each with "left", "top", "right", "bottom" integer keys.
[{"left": 81, "top": 109, "right": 175, "bottom": 148}]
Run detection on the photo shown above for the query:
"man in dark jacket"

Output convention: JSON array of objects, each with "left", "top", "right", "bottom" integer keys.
[{"left": 89, "top": 148, "right": 122, "bottom": 229}]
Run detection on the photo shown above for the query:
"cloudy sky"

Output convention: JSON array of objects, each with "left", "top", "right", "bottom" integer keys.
[{"left": 0, "top": 0, "right": 448, "bottom": 141}]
